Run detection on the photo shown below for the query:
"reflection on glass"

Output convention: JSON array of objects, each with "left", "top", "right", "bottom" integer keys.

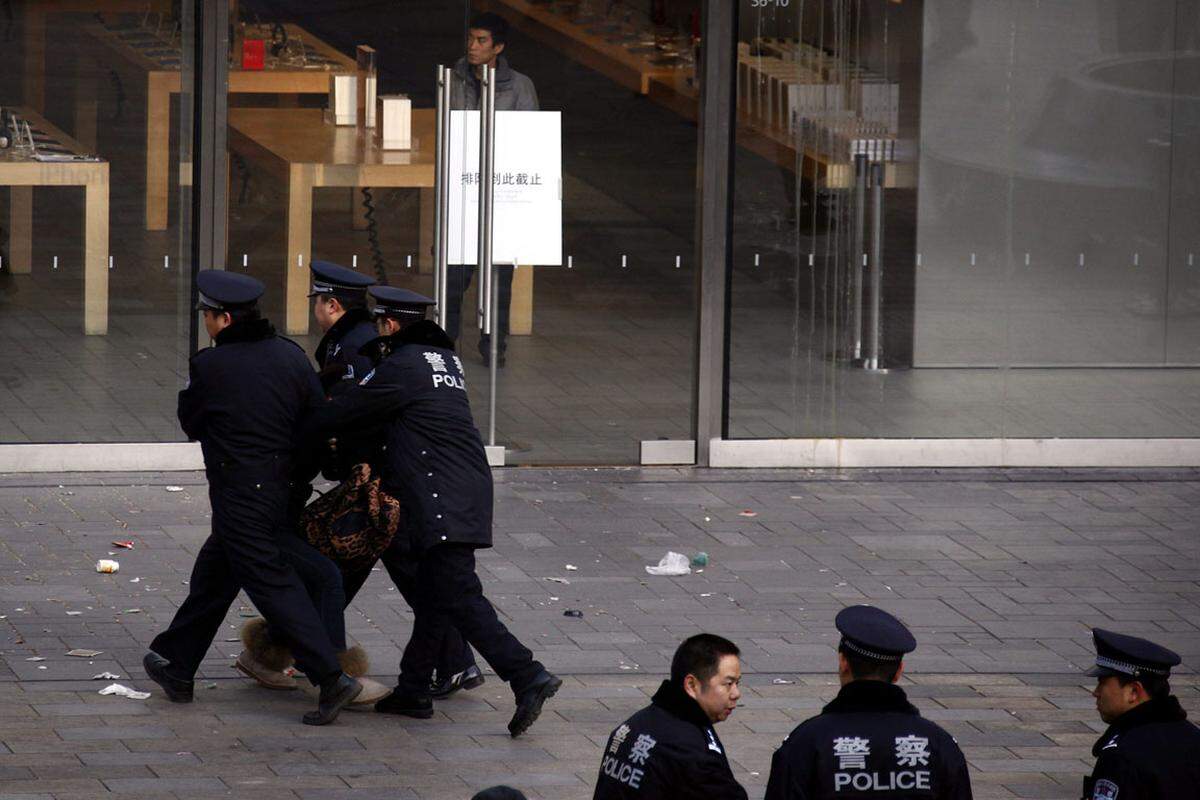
[{"left": 728, "top": 0, "right": 1200, "bottom": 440}]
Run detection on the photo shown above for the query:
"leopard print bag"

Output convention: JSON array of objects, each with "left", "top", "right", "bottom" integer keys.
[{"left": 301, "top": 463, "right": 404, "bottom": 569}]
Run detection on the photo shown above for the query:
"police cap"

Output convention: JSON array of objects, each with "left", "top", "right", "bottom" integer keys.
[
  {"left": 307, "top": 260, "right": 375, "bottom": 300},
  {"left": 835, "top": 605, "right": 917, "bottom": 662},
  {"left": 1087, "top": 628, "right": 1181, "bottom": 679},
  {"left": 195, "top": 270, "right": 264, "bottom": 312},
  {"left": 369, "top": 285, "right": 435, "bottom": 320}
]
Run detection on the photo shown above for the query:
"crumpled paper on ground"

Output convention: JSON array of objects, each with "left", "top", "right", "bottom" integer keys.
[
  {"left": 98, "top": 683, "right": 150, "bottom": 700},
  {"left": 645, "top": 551, "right": 691, "bottom": 576}
]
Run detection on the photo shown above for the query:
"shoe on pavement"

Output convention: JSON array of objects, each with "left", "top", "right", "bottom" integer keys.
[
  {"left": 234, "top": 650, "right": 298, "bottom": 690},
  {"left": 429, "top": 664, "right": 486, "bottom": 699},
  {"left": 302, "top": 673, "right": 361, "bottom": 726},
  {"left": 508, "top": 670, "right": 562, "bottom": 737},
  {"left": 375, "top": 689, "right": 434, "bottom": 719},
  {"left": 143, "top": 652, "right": 194, "bottom": 703}
]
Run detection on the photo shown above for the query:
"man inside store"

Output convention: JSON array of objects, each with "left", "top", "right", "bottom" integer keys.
[
  {"left": 592, "top": 633, "right": 748, "bottom": 799},
  {"left": 445, "top": 11, "right": 539, "bottom": 368},
  {"left": 302, "top": 284, "right": 561, "bottom": 735}
]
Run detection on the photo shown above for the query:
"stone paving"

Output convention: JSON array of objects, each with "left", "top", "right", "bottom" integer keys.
[{"left": 0, "top": 467, "right": 1198, "bottom": 799}]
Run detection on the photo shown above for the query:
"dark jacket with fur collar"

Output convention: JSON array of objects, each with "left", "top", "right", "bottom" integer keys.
[
  {"left": 305, "top": 321, "right": 492, "bottom": 550},
  {"left": 1084, "top": 695, "right": 1200, "bottom": 800},
  {"left": 765, "top": 680, "right": 972, "bottom": 800},
  {"left": 179, "top": 317, "right": 322, "bottom": 476},
  {"left": 593, "top": 679, "right": 747, "bottom": 800}
]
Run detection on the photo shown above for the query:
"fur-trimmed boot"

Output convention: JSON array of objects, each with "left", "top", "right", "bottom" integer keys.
[
  {"left": 339, "top": 645, "right": 393, "bottom": 708},
  {"left": 234, "top": 617, "right": 297, "bottom": 691}
]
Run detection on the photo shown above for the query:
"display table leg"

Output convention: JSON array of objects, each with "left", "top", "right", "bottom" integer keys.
[
  {"left": 145, "top": 72, "right": 171, "bottom": 231},
  {"left": 285, "top": 164, "right": 314, "bottom": 335},
  {"left": 510, "top": 264, "right": 532, "bottom": 336},
  {"left": 84, "top": 173, "right": 110, "bottom": 335},
  {"left": 9, "top": 187, "right": 33, "bottom": 275}
]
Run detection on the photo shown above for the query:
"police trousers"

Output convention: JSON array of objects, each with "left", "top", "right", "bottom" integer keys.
[
  {"left": 341, "top": 535, "right": 477, "bottom": 678},
  {"left": 277, "top": 532, "right": 347, "bottom": 652},
  {"left": 398, "top": 543, "right": 542, "bottom": 696},
  {"left": 150, "top": 478, "right": 341, "bottom": 685}
]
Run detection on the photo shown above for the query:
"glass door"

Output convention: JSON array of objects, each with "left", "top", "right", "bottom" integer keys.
[{"left": 451, "top": 0, "right": 701, "bottom": 465}]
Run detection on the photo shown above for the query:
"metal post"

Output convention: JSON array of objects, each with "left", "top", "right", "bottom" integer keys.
[
  {"left": 433, "top": 65, "right": 448, "bottom": 327},
  {"left": 479, "top": 66, "right": 499, "bottom": 446},
  {"left": 476, "top": 65, "right": 494, "bottom": 333},
  {"left": 850, "top": 153, "right": 867, "bottom": 361},
  {"left": 866, "top": 162, "right": 884, "bottom": 370},
  {"left": 693, "top": 0, "right": 738, "bottom": 466}
]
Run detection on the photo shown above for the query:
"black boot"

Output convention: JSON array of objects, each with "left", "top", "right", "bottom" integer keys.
[
  {"left": 302, "top": 673, "right": 362, "bottom": 726},
  {"left": 375, "top": 689, "right": 434, "bottom": 719},
  {"left": 429, "top": 664, "right": 486, "bottom": 699},
  {"left": 508, "top": 670, "right": 562, "bottom": 737},
  {"left": 142, "top": 652, "right": 194, "bottom": 703}
]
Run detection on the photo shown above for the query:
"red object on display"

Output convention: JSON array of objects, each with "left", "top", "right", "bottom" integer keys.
[{"left": 242, "top": 38, "right": 265, "bottom": 70}]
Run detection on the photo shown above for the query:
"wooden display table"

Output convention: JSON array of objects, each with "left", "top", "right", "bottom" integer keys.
[
  {"left": 228, "top": 107, "right": 536, "bottom": 337},
  {"left": 1, "top": 109, "right": 110, "bottom": 335},
  {"left": 16, "top": 0, "right": 170, "bottom": 114},
  {"left": 81, "top": 21, "right": 356, "bottom": 231}
]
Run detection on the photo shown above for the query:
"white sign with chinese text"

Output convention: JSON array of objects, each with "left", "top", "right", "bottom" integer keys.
[{"left": 446, "top": 110, "right": 562, "bottom": 266}]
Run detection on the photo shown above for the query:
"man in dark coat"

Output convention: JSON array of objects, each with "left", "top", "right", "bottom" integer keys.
[
  {"left": 593, "top": 633, "right": 747, "bottom": 800},
  {"left": 303, "top": 286, "right": 559, "bottom": 736},
  {"left": 143, "top": 270, "right": 360, "bottom": 726},
  {"left": 765, "top": 606, "right": 972, "bottom": 799},
  {"left": 1081, "top": 628, "right": 1200, "bottom": 800}
]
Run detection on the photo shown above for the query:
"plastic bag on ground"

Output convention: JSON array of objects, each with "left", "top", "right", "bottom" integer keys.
[{"left": 645, "top": 551, "right": 691, "bottom": 576}]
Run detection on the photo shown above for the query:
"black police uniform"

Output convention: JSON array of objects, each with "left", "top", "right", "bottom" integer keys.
[
  {"left": 315, "top": 306, "right": 377, "bottom": 393},
  {"left": 593, "top": 679, "right": 748, "bottom": 800},
  {"left": 335, "top": 286, "right": 480, "bottom": 689},
  {"left": 149, "top": 272, "right": 342, "bottom": 687},
  {"left": 303, "top": 317, "right": 546, "bottom": 697},
  {"left": 765, "top": 606, "right": 972, "bottom": 800},
  {"left": 308, "top": 260, "right": 377, "bottom": 395},
  {"left": 1082, "top": 629, "right": 1200, "bottom": 800}
]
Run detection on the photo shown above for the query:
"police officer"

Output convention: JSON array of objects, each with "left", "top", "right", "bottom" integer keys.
[
  {"left": 340, "top": 286, "right": 484, "bottom": 699},
  {"left": 765, "top": 606, "right": 972, "bottom": 799},
  {"left": 237, "top": 275, "right": 483, "bottom": 701},
  {"left": 303, "top": 285, "right": 560, "bottom": 735},
  {"left": 143, "top": 270, "right": 361, "bottom": 726},
  {"left": 1081, "top": 628, "right": 1200, "bottom": 800},
  {"left": 309, "top": 260, "right": 377, "bottom": 395},
  {"left": 593, "top": 633, "right": 748, "bottom": 800}
]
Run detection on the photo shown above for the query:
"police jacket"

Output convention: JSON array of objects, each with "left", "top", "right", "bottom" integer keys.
[
  {"left": 315, "top": 307, "right": 376, "bottom": 395},
  {"left": 592, "top": 679, "right": 748, "bottom": 800},
  {"left": 1083, "top": 694, "right": 1200, "bottom": 800},
  {"left": 764, "top": 680, "right": 972, "bottom": 800},
  {"left": 178, "top": 317, "right": 322, "bottom": 479},
  {"left": 304, "top": 320, "right": 492, "bottom": 551},
  {"left": 451, "top": 56, "right": 539, "bottom": 111}
]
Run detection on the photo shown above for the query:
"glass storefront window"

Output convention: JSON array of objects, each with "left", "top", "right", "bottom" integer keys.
[
  {"left": 1, "top": 1, "right": 194, "bottom": 443},
  {"left": 727, "top": 0, "right": 1200, "bottom": 440}
]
